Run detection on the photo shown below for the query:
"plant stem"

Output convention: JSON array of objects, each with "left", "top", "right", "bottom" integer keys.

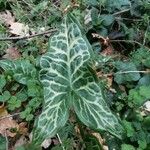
[
  {"left": 5, "top": 131, "right": 8, "bottom": 150},
  {"left": 110, "top": 39, "right": 150, "bottom": 51},
  {"left": 0, "top": 29, "right": 57, "bottom": 41},
  {"left": 57, "top": 133, "right": 65, "bottom": 150},
  {"left": 143, "top": 20, "right": 149, "bottom": 45},
  {"left": 0, "top": 112, "right": 20, "bottom": 120}
]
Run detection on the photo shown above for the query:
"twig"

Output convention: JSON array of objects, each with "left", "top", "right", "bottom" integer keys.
[
  {"left": 115, "top": 17, "right": 142, "bottom": 22},
  {"left": 92, "top": 33, "right": 150, "bottom": 50},
  {"left": 110, "top": 39, "right": 142, "bottom": 45},
  {"left": 115, "top": 70, "right": 150, "bottom": 75},
  {"left": 97, "top": 70, "right": 150, "bottom": 78},
  {"left": 5, "top": 131, "right": 9, "bottom": 150},
  {"left": 0, "top": 112, "right": 20, "bottom": 120},
  {"left": 51, "top": 0, "right": 62, "bottom": 12},
  {"left": 0, "top": 29, "right": 57, "bottom": 41},
  {"left": 143, "top": 20, "right": 149, "bottom": 45},
  {"left": 113, "top": 8, "right": 130, "bottom": 15},
  {"left": 57, "top": 133, "right": 65, "bottom": 150},
  {"left": 92, "top": 33, "right": 109, "bottom": 45},
  {"left": 110, "top": 39, "right": 150, "bottom": 51}
]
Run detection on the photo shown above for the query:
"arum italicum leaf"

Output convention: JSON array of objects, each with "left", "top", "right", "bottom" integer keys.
[
  {"left": 32, "top": 14, "right": 124, "bottom": 145},
  {"left": 0, "top": 60, "right": 37, "bottom": 85}
]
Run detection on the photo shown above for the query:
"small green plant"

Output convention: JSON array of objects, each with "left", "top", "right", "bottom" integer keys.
[
  {"left": 0, "top": 59, "right": 43, "bottom": 121},
  {"left": 128, "top": 85, "right": 150, "bottom": 107}
]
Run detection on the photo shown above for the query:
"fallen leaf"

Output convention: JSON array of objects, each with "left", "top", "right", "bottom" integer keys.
[
  {"left": 0, "top": 106, "right": 7, "bottom": 117},
  {"left": 0, "top": 118, "right": 19, "bottom": 137},
  {"left": 91, "top": 132, "right": 108, "bottom": 150},
  {"left": 41, "top": 138, "right": 52, "bottom": 149},
  {"left": 18, "top": 122, "right": 28, "bottom": 135},
  {"left": 91, "top": 132, "right": 104, "bottom": 145},
  {"left": 0, "top": 107, "right": 19, "bottom": 137},
  {"left": 9, "top": 22, "right": 29, "bottom": 36},
  {"left": 84, "top": 9, "right": 92, "bottom": 25},
  {"left": 14, "top": 136, "right": 27, "bottom": 149},
  {"left": 101, "top": 45, "right": 113, "bottom": 56},
  {"left": 0, "top": 10, "right": 15, "bottom": 25},
  {"left": 143, "top": 101, "right": 150, "bottom": 112},
  {"left": 52, "top": 138, "right": 60, "bottom": 145},
  {"left": 92, "top": 33, "right": 109, "bottom": 46},
  {"left": 0, "top": 10, "right": 30, "bottom": 37},
  {"left": 107, "top": 75, "right": 113, "bottom": 88},
  {"left": 140, "top": 101, "right": 150, "bottom": 116},
  {"left": 3, "top": 47, "right": 21, "bottom": 60}
]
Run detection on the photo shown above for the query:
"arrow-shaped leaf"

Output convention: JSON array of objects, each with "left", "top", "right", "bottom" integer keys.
[{"left": 32, "top": 14, "right": 124, "bottom": 145}]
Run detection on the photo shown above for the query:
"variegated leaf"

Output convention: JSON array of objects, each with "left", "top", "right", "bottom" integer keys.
[
  {"left": 72, "top": 66, "right": 123, "bottom": 138},
  {"left": 0, "top": 59, "right": 37, "bottom": 84},
  {"left": 32, "top": 14, "right": 124, "bottom": 145}
]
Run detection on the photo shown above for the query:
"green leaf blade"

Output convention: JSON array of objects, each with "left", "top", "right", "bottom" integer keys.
[
  {"left": 32, "top": 99, "right": 69, "bottom": 145},
  {"left": 33, "top": 15, "right": 91, "bottom": 144},
  {"left": 33, "top": 14, "right": 124, "bottom": 145},
  {"left": 73, "top": 67, "right": 124, "bottom": 139}
]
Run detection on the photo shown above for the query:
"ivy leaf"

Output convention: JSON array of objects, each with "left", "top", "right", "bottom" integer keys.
[
  {"left": 0, "top": 59, "right": 37, "bottom": 84},
  {"left": 114, "top": 61, "right": 140, "bottom": 84},
  {"left": 138, "top": 75, "right": 150, "bottom": 86},
  {"left": 32, "top": 14, "right": 124, "bottom": 145},
  {"left": 131, "top": 48, "right": 150, "bottom": 68},
  {"left": 105, "top": 0, "right": 131, "bottom": 12},
  {"left": 100, "top": 14, "right": 115, "bottom": 26}
]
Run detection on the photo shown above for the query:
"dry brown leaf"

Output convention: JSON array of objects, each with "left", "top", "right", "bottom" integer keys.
[
  {"left": 92, "top": 33, "right": 109, "bottom": 46},
  {"left": 0, "top": 107, "right": 19, "bottom": 137},
  {"left": 101, "top": 45, "right": 113, "bottom": 56},
  {"left": 0, "top": 118, "right": 19, "bottom": 137},
  {"left": 91, "top": 132, "right": 108, "bottom": 150},
  {"left": 3, "top": 47, "right": 21, "bottom": 60},
  {"left": 9, "top": 22, "right": 29, "bottom": 36},
  {"left": 107, "top": 75, "right": 113, "bottom": 88},
  {"left": 91, "top": 132, "right": 104, "bottom": 145},
  {"left": 18, "top": 122, "right": 28, "bottom": 135},
  {"left": 0, "top": 106, "right": 7, "bottom": 117},
  {"left": 0, "top": 10, "right": 30, "bottom": 36},
  {"left": 0, "top": 10, "right": 15, "bottom": 25}
]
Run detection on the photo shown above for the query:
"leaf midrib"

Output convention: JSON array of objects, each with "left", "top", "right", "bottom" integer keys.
[{"left": 65, "top": 17, "right": 72, "bottom": 89}]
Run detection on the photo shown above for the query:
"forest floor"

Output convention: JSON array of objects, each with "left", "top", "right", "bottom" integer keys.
[{"left": 0, "top": 0, "right": 150, "bottom": 150}]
